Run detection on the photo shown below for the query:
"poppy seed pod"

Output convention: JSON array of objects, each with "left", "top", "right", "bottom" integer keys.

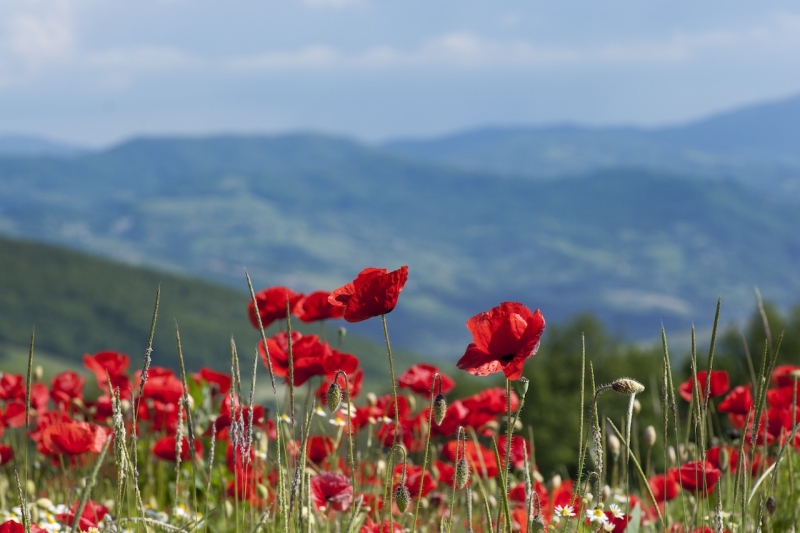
[
  {"left": 607, "top": 434, "right": 621, "bottom": 458},
  {"left": 766, "top": 496, "right": 777, "bottom": 515},
  {"left": 395, "top": 484, "right": 411, "bottom": 513},
  {"left": 433, "top": 394, "right": 447, "bottom": 426},
  {"left": 455, "top": 458, "right": 470, "bottom": 489},
  {"left": 326, "top": 382, "right": 342, "bottom": 413},
  {"left": 643, "top": 425, "right": 657, "bottom": 448},
  {"left": 611, "top": 378, "right": 645, "bottom": 395}
]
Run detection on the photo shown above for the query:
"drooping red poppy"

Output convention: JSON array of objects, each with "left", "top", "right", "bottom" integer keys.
[
  {"left": 0, "top": 444, "right": 13, "bottom": 466},
  {"left": 718, "top": 385, "right": 753, "bottom": 414},
  {"left": 397, "top": 364, "right": 455, "bottom": 395},
  {"left": 56, "top": 501, "right": 108, "bottom": 531},
  {"left": 0, "top": 520, "right": 46, "bottom": 533},
  {"left": 50, "top": 371, "right": 85, "bottom": 407},
  {"left": 152, "top": 435, "right": 203, "bottom": 462},
  {"left": 297, "top": 291, "right": 345, "bottom": 323},
  {"left": 456, "top": 302, "right": 545, "bottom": 380},
  {"left": 678, "top": 370, "right": 730, "bottom": 403},
  {"left": 649, "top": 472, "right": 679, "bottom": 502},
  {"left": 674, "top": 460, "right": 722, "bottom": 497},
  {"left": 328, "top": 266, "right": 409, "bottom": 323},
  {"left": 193, "top": 367, "right": 232, "bottom": 395},
  {"left": 310, "top": 472, "right": 353, "bottom": 512},
  {"left": 42, "top": 421, "right": 108, "bottom": 456},
  {"left": 248, "top": 286, "right": 304, "bottom": 330}
]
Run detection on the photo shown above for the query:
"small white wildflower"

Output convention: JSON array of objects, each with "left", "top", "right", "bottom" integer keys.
[
  {"left": 554, "top": 505, "right": 575, "bottom": 518},
  {"left": 608, "top": 503, "right": 624, "bottom": 519},
  {"left": 587, "top": 507, "right": 608, "bottom": 525},
  {"left": 603, "top": 523, "right": 615, "bottom": 532},
  {"left": 329, "top": 417, "right": 346, "bottom": 427},
  {"left": 280, "top": 414, "right": 291, "bottom": 423},
  {"left": 339, "top": 404, "right": 357, "bottom": 417},
  {"left": 315, "top": 407, "right": 326, "bottom": 417}
]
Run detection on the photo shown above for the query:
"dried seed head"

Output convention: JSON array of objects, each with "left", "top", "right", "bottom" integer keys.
[
  {"left": 326, "top": 382, "right": 342, "bottom": 414},
  {"left": 610, "top": 378, "right": 645, "bottom": 395},
  {"left": 455, "top": 458, "right": 470, "bottom": 489},
  {"left": 530, "top": 513, "right": 546, "bottom": 533},
  {"left": 766, "top": 496, "right": 777, "bottom": 515},
  {"left": 607, "top": 434, "right": 621, "bottom": 457},
  {"left": 643, "top": 425, "right": 657, "bottom": 448},
  {"left": 395, "top": 484, "right": 411, "bottom": 513},
  {"left": 433, "top": 394, "right": 448, "bottom": 426}
]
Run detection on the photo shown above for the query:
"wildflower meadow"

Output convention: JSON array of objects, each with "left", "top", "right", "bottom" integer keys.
[{"left": 0, "top": 264, "right": 798, "bottom": 533}]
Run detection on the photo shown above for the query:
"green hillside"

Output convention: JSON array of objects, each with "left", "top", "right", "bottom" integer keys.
[
  {"left": 0, "top": 236, "right": 417, "bottom": 389},
  {"left": 1, "top": 135, "right": 799, "bottom": 355}
]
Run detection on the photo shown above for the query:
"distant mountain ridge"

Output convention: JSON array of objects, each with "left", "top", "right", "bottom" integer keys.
[
  {"left": 0, "top": 132, "right": 798, "bottom": 355},
  {"left": 384, "top": 93, "right": 800, "bottom": 198},
  {"left": 0, "top": 135, "right": 83, "bottom": 158}
]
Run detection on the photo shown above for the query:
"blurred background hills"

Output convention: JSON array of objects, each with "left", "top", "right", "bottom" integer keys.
[{"left": 1, "top": 93, "right": 799, "bottom": 359}]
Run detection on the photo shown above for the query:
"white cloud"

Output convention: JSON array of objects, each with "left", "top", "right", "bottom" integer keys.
[{"left": 5, "top": 0, "right": 75, "bottom": 65}]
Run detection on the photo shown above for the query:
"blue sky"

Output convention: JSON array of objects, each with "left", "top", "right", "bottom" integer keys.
[{"left": 2, "top": 0, "right": 800, "bottom": 146}]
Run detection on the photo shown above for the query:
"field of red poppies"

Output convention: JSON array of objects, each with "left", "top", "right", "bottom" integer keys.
[{"left": 0, "top": 265, "right": 797, "bottom": 533}]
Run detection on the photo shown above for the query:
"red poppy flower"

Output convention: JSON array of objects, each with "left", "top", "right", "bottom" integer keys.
[
  {"left": 2, "top": 401, "right": 27, "bottom": 428},
  {"left": 307, "top": 435, "right": 335, "bottom": 464},
  {"left": 392, "top": 464, "right": 438, "bottom": 498},
  {"left": 138, "top": 400, "right": 180, "bottom": 434},
  {"left": 772, "top": 364, "right": 800, "bottom": 387},
  {"left": 50, "top": 371, "right": 85, "bottom": 407},
  {"left": 0, "top": 374, "right": 25, "bottom": 401},
  {"left": 397, "top": 364, "right": 455, "bottom": 395},
  {"left": 508, "top": 480, "right": 549, "bottom": 510},
  {"left": 227, "top": 468, "right": 265, "bottom": 503},
  {"left": 678, "top": 370, "right": 730, "bottom": 403},
  {"left": 259, "top": 331, "right": 359, "bottom": 386},
  {"left": 193, "top": 367, "right": 232, "bottom": 395},
  {"left": 602, "top": 512, "right": 631, "bottom": 532},
  {"left": 138, "top": 367, "right": 184, "bottom": 405},
  {"left": 297, "top": 291, "right": 345, "bottom": 323},
  {"left": 497, "top": 435, "right": 530, "bottom": 469},
  {"left": 83, "top": 350, "right": 129, "bottom": 380},
  {"left": 248, "top": 286, "right": 304, "bottom": 330},
  {"left": 718, "top": 385, "right": 753, "bottom": 414},
  {"left": 0, "top": 521, "right": 45, "bottom": 533},
  {"left": 30, "top": 383, "right": 49, "bottom": 414},
  {"left": 152, "top": 435, "right": 203, "bottom": 462},
  {"left": 0, "top": 445, "right": 13, "bottom": 466},
  {"left": 328, "top": 266, "right": 409, "bottom": 322},
  {"left": 42, "top": 421, "right": 108, "bottom": 456},
  {"left": 56, "top": 501, "right": 108, "bottom": 531},
  {"left": 649, "top": 472, "right": 679, "bottom": 502},
  {"left": 674, "top": 460, "right": 721, "bottom": 497},
  {"left": 456, "top": 302, "right": 545, "bottom": 380},
  {"left": 310, "top": 472, "right": 353, "bottom": 512}
]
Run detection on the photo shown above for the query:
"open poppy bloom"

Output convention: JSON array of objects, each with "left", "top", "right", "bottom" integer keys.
[
  {"left": 152, "top": 435, "right": 203, "bottom": 462},
  {"left": 674, "top": 460, "right": 722, "bottom": 497},
  {"left": 310, "top": 472, "right": 353, "bottom": 512},
  {"left": 397, "top": 364, "right": 455, "bottom": 395},
  {"left": 456, "top": 302, "right": 545, "bottom": 380},
  {"left": 328, "top": 266, "right": 409, "bottom": 322},
  {"left": 0, "top": 521, "right": 46, "bottom": 533},
  {"left": 193, "top": 367, "right": 232, "bottom": 395},
  {"left": 248, "top": 286, "right": 304, "bottom": 330},
  {"left": 83, "top": 350, "right": 129, "bottom": 380},
  {"left": 649, "top": 472, "right": 679, "bottom": 502},
  {"left": 297, "top": 291, "right": 345, "bottom": 322},
  {"left": 678, "top": 370, "right": 730, "bottom": 403},
  {"left": 718, "top": 385, "right": 753, "bottom": 414},
  {"left": 56, "top": 501, "right": 109, "bottom": 531},
  {"left": 50, "top": 370, "right": 85, "bottom": 408},
  {"left": 42, "top": 421, "right": 108, "bottom": 456}
]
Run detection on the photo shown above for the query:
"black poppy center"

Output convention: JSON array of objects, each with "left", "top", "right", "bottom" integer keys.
[{"left": 500, "top": 353, "right": 515, "bottom": 362}]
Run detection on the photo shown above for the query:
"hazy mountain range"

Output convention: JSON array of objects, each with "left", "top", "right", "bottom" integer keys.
[{"left": 2, "top": 94, "right": 800, "bottom": 356}]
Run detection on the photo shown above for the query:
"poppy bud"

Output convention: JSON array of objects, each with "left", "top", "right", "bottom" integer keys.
[
  {"left": 530, "top": 513, "right": 546, "bottom": 533},
  {"left": 34, "top": 365, "right": 43, "bottom": 381},
  {"left": 643, "top": 425, "right": 656, "bottom": 448},
  {"left": 611, "top": 378, "right": 645, "bottom": 395},
  {"left": 633, "top": 399, "right": 641, "bottom": 415},
  {"left": 517, "top": 377, "right": 529, "bottom": 396},
  {"left": 338, "top": 327, "right": 347, "bottom": 342},
  {"left": 455, "top": 458, "right": 470, "bottom": 489},
  {"left": 668, "top": 446, "right": 677, "bottom": 465},
  {"left": 366, "top": 392, "right": 377, "bottom": 407},
  {"left": 395, "top": 484, "right": 411, "bottom": 513},
  {"left": 433, "top": 394, "right": 447, "bottom": 426},
  {"left": 326, "top": 382, "right": 342, "bottom": 414},
  {"left": 549, "top": 474, "right": 562, "bottom": 490},
  {"left": 766, "top": 496, "right": 777, "bottom": 515}
]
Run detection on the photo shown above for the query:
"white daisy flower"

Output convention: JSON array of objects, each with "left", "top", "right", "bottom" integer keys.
[
  {"left": 608, "top": 503, "right": 624, "bottom": 519},
  {"left": 587, "top": 507, "right": 608, "bottom": 524},
  {"left": 554, "top": 505, "right": 576, "bottom": 518}
]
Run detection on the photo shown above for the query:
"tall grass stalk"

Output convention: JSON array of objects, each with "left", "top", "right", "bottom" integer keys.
[{"left": 245, "top": 269, "right": 276, "bottom": 394}]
